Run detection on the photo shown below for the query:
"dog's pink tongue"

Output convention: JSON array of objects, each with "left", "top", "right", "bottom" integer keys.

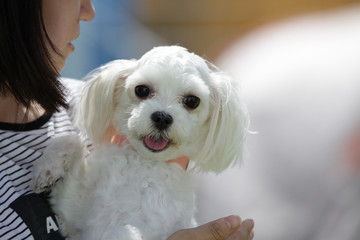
[{"left": 144, "top": 136, "right": 169, "bottom": 151}]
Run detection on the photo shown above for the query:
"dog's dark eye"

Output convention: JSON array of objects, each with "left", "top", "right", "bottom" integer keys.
[
  {"left": 183, "top": 95, "right": 200, "bottom": 109},
  {"left": 135, "top": 85, "right": 150, "bottom": 99}
]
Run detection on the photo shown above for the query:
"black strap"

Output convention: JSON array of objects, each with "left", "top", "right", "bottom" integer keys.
[{"left": 10, "top": 192, "right": 65, "bottom": 240}]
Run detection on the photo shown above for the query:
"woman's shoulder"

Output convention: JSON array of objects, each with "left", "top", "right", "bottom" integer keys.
[
  {"left": 60, "top": 77, "right": 85, "bottom": 118},
  {"left": 61, "top": 77, "right": 84, "bottom": 101},
  {"left": 61, "top": 77, "right": 85, "bottom": 97}
]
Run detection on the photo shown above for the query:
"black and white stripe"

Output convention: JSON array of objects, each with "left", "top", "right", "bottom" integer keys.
[{"left": 0, "top": 78, "right": 84, "bottom": 240}]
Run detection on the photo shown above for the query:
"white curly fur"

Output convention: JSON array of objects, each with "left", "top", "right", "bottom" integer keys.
[{"left": 33, "top": 46, "right": 249, "bottom": 240}]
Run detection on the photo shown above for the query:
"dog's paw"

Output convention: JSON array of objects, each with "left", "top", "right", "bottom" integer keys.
[
  {"left": 32, "top": 168, "right": 59, "bottom": 193},
  {"left": 32, "top": 134, "right": 84, "bottom": 193}
]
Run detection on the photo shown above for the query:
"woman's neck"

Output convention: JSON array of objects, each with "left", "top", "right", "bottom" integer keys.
[{"left": 0, "top": 94, "right": 45, "bottom": 124}]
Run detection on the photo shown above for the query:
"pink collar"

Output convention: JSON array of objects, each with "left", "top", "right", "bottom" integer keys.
[{"left": 111, "top": 134, "right": 189, "bottom": 170}]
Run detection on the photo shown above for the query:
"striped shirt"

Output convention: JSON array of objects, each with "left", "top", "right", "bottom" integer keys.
[{"left": 0, "top": 78, "right": 84, "bottom": 240}]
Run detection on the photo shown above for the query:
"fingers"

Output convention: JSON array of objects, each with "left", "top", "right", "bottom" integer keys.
[
  {"left": 199, "top": 215, "right": 242, "bottom": 240},
  {"left": 227, "top": 219, "right": 254, "bottom": 240},
  {"left": 168, "top": 215, "right": 252, "bottom": 240}
]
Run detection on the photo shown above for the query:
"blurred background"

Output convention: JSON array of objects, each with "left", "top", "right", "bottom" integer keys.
[{"left": 62, "top": 0, "right": 360, "bottom": 79}]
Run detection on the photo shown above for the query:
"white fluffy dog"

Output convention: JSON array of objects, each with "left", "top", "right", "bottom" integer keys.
[{"left": 33, "top": 46, "right": 248, "bottom": 240}]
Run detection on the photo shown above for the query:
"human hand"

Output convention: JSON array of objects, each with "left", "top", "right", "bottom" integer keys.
[{"left": 168, "top": 215, "right": 254, "bottom": 240}]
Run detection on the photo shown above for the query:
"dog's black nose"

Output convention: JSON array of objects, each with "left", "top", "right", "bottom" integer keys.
[{"left": 151, "top": 111, "right": 173, "bottom": 130}]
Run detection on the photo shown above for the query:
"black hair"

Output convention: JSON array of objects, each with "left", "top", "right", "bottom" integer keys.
[{"left": 0, "top": 0, "right": 68, "bottom": 113}]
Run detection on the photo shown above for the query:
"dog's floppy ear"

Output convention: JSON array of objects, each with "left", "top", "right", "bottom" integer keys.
[
  {"left": 75, "top": 60, "right": 137, "bottom": 143},
  {"left": 194, "top": 65, "right": 249, "bottom": 173}
]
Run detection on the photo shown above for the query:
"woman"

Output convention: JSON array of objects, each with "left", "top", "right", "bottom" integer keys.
[{"left": 0, "top": 0, "right": 254, "bottom": 239}]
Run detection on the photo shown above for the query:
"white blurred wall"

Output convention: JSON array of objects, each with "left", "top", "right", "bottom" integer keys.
[{"left": 196, "top": 5, "right": 360, "bottom": 240}]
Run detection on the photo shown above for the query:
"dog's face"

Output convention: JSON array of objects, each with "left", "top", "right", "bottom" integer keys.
[
  {"left": 76, "top": 46, "right": 249, "bottom": 172},
  {"left": 115, "top": 62, "right": 211, "bottom": 161}
]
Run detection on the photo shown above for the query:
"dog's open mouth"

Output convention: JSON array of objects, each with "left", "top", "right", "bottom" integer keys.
[{"left": 143, "top": 135, "right": 170, "bottom": 152}]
